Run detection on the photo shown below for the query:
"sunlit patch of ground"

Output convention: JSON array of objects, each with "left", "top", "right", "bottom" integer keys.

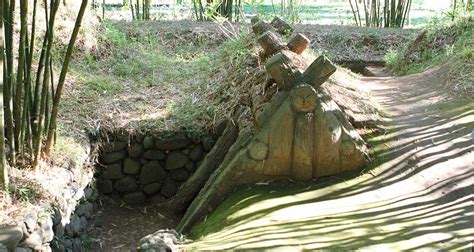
[{"left": 186, "top": 65, "right": 474, "bottom": 250}]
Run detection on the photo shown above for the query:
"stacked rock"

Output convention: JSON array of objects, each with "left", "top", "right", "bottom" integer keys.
[
  {"left": 96, "top": 134, "right": 214, "bottom": 205},
  {"left": 0, "top": 186, "right": 98, "bottom": 252}
]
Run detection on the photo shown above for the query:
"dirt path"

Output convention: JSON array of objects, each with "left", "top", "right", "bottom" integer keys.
[
  {"left": 88, "top": 197, "right": 179, "bottom": 251},
  {"left": 187, "top": 66, "right": 474, "bottom": 250}
]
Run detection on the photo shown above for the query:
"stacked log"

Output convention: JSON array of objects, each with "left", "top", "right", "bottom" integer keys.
[{"left": 175, "top": 16, "right": 368, "bottom": 233}]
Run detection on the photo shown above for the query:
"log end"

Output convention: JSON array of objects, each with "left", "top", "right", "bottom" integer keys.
[
  {"left": 257, "top": 31, "right": 286, "bottom": 56},
  {"left": 290, "top": 84, "right": 317, "bottom": 113},
  {"left": 303, "top": 56, "right": 337, "bottom": 89},
  {"left": 270, "top": 16, "right": 294, "bottom": 35},
  {"left": 287, "top": 33, "right": 311, "bottom": 54}
]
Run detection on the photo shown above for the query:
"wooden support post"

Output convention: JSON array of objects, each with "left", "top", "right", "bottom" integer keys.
[
  {"left": 257, "top": 31, "right": 286, "bottom": 56},
  {"left": 265, "top": 52, "right": 303, "bottom": 90},
  {"left": 252, "top": 21, "right": 271, "bottom": 36},
  {"left": 290, "top": 84, "right": 317, "bottom": 181},
  {"left": 262, "top": 101, "right": 294, "bottom": 176},
  {"left": 302, "top": 56, "right": 337, "bottom": 89},
  {"left": 177, "top": 129, "right": 254, "bottom": 234},
  {"left": 270, "top": 16, "right": 294, "bottom": 35},
  {"left": 165, "top": 121, "right": 239, "bottom": 213},
  {"left": 250, "top": 16, "right": 261, "bottom": 25},
  {"left": 287, "top": 33, "right": 310, "bottom": 54}
]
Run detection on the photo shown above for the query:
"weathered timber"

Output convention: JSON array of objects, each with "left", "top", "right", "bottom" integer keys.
[
  {"left": 247, "top": 140, "right": 268, "bottom": 160},
  {"left": 257, "top": 31, "right": 286, "bottom": 56},
  {"left": 290, "top": 84, "right": 317, "bottom": 113},
  {"left": 176, "top": 18, "right": 369, "bottom": 235},
  {"left": 177, "top": 129, "right": 254, "bottom": 233},
  {"left": 292, "top": 113, "right": 314, "bottom": 180},
  {"left": 405, "top": 30, "right": 427, "bottom": 58},
  {"left": 270, "top": 16, "right": 293, "bottom": 35},
  {"left": 313, "top": 94, "right": 367, "bottom": 176},
  {"left": 313, "top": 100, "right": 341, "bottom": 176},
  {"left": 250, "top": 16, "right": 261, "bottom": 25},
  {"left": 166, "top": 121, "right": 239, "bottom": 213},
  {"left": 290, "top": 84, "right": 316, "bottom": 180},
  {"left": 261, "top": 101, "right": 294, "bottom": 176},
  {"left": 252, "top": 20, "right": 271, "bottom": 36},
  {"left": 287, "top": 33, "right": 310, "bottom": 54},
  {"left": 265, "top": 52, "right": 303, "bottom": 90},
  {"left": 302, "top": 56, "right": 337, "bottom": 89},
  {"left": 255, "top": 91, "right": 288, "bottom": 127}
]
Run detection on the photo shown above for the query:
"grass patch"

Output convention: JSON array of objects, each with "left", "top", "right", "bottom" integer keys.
[
  {"left": 61, "top": 21, "right": 256, "bottom": 138},
  {"left": 385, "top": 11, "right": 473, "bottom": 97}
]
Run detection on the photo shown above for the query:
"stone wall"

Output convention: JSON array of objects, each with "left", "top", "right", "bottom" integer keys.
[
  {"left": 0, "top": 164, "right": 97, "bottom": 252},
  {"left": 96, "top": 133, "right": 215, "bottom": 204}
]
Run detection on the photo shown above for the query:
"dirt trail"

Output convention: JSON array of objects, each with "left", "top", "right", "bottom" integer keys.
[
  {"left": 188, "top": 66, "right": 474, "bottom": 250},
  {"left": 88, "top": 198, "right": 179, "bottom": 251}
]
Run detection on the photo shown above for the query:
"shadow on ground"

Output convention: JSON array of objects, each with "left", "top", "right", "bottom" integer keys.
[{"left": 186, "top": 66, "right": 474, "bottom": 250}]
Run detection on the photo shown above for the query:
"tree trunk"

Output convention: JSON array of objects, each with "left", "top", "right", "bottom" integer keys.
[{"left": 165, "top": 121, "right": 239, "bottom": 213}]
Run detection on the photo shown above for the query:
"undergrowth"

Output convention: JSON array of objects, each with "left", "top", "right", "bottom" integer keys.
[
  {"left": 62, "top": 21, "right": 256, "bottom": 139},
  {"left": 385, "top": 11, "right": 473, "bottom": 97}
]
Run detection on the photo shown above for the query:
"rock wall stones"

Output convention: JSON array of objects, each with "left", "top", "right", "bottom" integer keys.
[
  {"left": 0, "top": 184, "right": 98, "bottom": 252},
  {"left": 96, "top": 134, "right": 213, "bottom": 205}
]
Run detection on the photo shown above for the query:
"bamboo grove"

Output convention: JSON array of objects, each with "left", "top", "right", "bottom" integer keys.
[
  {"left": 348, "top": 0, "right": 412, "bottom": 28},
  {"left": 0, "top": 0, "right": 89, "bottom": 191},
  {"left": 130, "top": 0, "right": 151, "bottom": 20}
]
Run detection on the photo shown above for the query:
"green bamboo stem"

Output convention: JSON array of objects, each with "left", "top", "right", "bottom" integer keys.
[
  {"left": 4, "top": 0, "right": 16, "bottom": 165},
  {"left": 1, "top": 0, "right": 9, "bottom": 192},
  {"left": 33, "top": 0, "right": 60, "bottom": 170},
  {"left": 13, "top": 0, "right": 28, "bottom": 154},
  {"left": 44, "top": 0, "right": 89, "bottom": 156}
]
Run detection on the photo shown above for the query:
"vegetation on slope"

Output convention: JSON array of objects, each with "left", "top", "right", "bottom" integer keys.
[
  {"left": 386, "top": 10, "right": 473, "bottom": 97},
  {"left": 61, "top": 21, "right": 259, "bottom": 141}
]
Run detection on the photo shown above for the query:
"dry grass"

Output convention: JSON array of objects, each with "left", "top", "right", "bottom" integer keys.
[
  {"left": 0, "top": 156, "right": 92, "bottom": 225},
  {"left": 59, "top": 21, "right": 262, "bottom": 141}
]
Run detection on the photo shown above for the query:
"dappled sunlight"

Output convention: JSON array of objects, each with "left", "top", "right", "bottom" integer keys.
[
  {"left": 187, "top": 65, "right": 474, "bottom": 250},
  {"left": 190, "top": 176, "right": 472, "bottom": 250}
]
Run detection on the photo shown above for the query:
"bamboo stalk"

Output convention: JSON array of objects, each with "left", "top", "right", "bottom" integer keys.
[
  {"left": 354, "top": 0, "right": 362, "bottom": 27},
  {"left": 13, "top": 0, "right": 28, "bottom": 155},
  {"left": 349, "top": 0, "right": 359, "bottom": 26},
  {"left": 45, "top": 0, "right": 89, "bottom": 156},
  {"left": 363, "top": 0, "right": 369, "bottom": 27},
  {"left": 130, "top": 0, "right": 135, "bottom": 20},
  {"left": 33, "top": 0, "right": 60, "bottom": 170},
  {"left": 402, "top": 0, "right": 411, "bottom": 27},
  {"left": 1, "top": 0, "right": 9, "bottom": 192},
  {"left": 136, "top": 0, "right": 140, "bottom": 20},
  {"left": 4, "top": 0, "right": 16, "bottom": 165}
]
